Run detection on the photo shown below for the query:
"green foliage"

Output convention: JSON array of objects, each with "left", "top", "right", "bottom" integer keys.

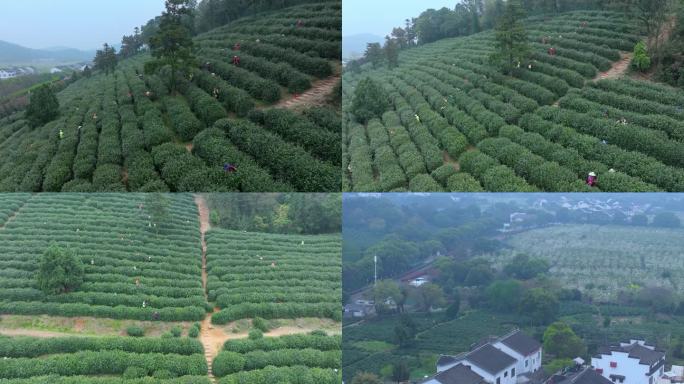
[
  {"left": 94, "top": 43, "right": 118, "bottom": 74},
  {"left": 170, "top": 326, "right": 182, "bottom": 337},
  {"left": 351, "top": 78, "right": 390, "bottom": 124},
  {"left": 36, "top": 244, "right": 84, "bottom": 295},
  {"left": 543, "top": 321, "right": 587, "bottom": 358},
  {"left": 520, "top": 288, "right": 559, "bottom": 325},
  {"left": 26, "top": 84, "right": 59, "bottom": 128},
  {"left": 146, "top": 0, "right": 196, "bottom": 93},
  {"left": 631, "top": 41, "right": 651, "bottom": 72},
  {"left": 126, "top": 326, "right": 145, "bottom": 337},
  {"left": 490, "top": 0, "right": 530, "bottom": 74}
]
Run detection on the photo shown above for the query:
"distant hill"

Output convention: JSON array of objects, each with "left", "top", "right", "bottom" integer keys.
[
  {"left": 0, "top": 40, "right": 93, "bottom": 65},
  {"left": 343, "top": 33, "right": 383, "bottom": 60}
]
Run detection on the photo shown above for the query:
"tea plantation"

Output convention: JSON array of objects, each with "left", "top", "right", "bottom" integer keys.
[
  {"left": 207, "top": 230, "right": 342, "bottom": 324},
  {"left": 213, "top": 333, "right": 342, "bottom": 383},
  {"left": 0, "top": 194, "right": 343, "bottom": 382},
  {"left": 343, "top": 10, "right": 684, "bottom": 192},
  {"left": 0, "top": 1, "right": 341, "bottom": 192}
]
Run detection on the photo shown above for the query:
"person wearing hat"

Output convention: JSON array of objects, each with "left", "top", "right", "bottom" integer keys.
[{"left": 586, "top": 172, "right": 597, "bottom": 187}]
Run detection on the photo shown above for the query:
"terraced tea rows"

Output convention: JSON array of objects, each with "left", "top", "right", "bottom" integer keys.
[
  {"left": 343, "top": 10, "right": 684, "bottom": 192},
  {"left": 0, "top": 1, "right": 341, "bottom": 192},
  {"left": 0, "top": 194, "right": 207, "bottom": 321},
  {"left": 0, "top": 335, "right": 209, "bottom": 383},
  {"left": 489, "top": 224, "right": 684, "bottom": 301},
  {"left": 206, "top": 230, "right": 342, "bottom": 324},
  {"left": 213, "top": 333, "right": 342, "bottom": 384}
]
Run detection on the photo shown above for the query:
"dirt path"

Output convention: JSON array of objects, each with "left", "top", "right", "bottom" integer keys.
[
  {"left": 594, "top": 52, "right": 633, "bottom": 81},
  {"left": 193, "top": 194, "right": 221, "bottom": 383},
  {"left": 273, "top": 75, "right": 340, "bottom": 110},
  {"left": 0, "top": 200, "right": 27, "bottom": 230},
  {"left": 194, "top": 194, "right": 210, "bottom": 298},
  {"left": 0, "top": 328, "right": 80, "bottom": 338}
]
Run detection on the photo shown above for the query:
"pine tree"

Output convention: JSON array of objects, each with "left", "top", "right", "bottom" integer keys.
[
  {"left": 26, "top": 84, "right": 59, "bottom": 128},
  {"left": 490, "top": 0, "right": 530, "bottom": 74},
  {"left": 364, "top": 43, "right": 384, "bottom": 68},
  {"left": 384, "top": 37, "right": 400, "bottom": 68},
  {"left": 145, "top": 0, "right": 197, "bottom": 93}
]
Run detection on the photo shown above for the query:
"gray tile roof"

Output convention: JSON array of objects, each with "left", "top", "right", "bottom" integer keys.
[
  {"left": 596, "top": 343, "right": 665, "bottom": 365},
  {"left": 432, "top": 364, "right": 487, "bottom": 384},
  {"left": 500, "top": 330, "right": 542, "bottom": 356},
  {"left": 466, "top": 344, "right": 517, "bottom": 375},
  {"left": 555, "top": 368, "right": 614, "bottom": 384}
]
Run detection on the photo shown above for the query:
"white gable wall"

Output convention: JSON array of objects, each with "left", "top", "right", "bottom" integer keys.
[
  {"left": 462, "top": 359, "right": 517, "bottom": 384},
  {"left": 592, "top": 352, "right": 654, "bottom": 384},
  {"left": 493, "top": 341, "right": 542, "bottom": 375}
]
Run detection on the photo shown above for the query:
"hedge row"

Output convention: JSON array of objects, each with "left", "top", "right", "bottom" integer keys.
[
  {"left": 216, "top": 291, "right": 338, "bottom": 306},
  {"left": 193, "top": 70, "right": 254, "bottom": 117},
  {"left": 0, "top": 301, "right": 205, "bottom": 322},
  {"left": 141, "top": 109, "right": 173, "bottom": 149},
  {"left": 0, "top": 336, "right": 203, "bottom": 358},
  {"left": 151, "top": 143, "right": 237, "bottom": 192},
  {"left": 530, "top": 52, "right": 597, "bottom": 78},
  {"left": 181, "top": 84, "right": 227, "bottom": 127},
  {"left": 536, "top": 106, "right": 684, "bottom": 168},
  {"left": 217, "top": 366, "right": 341, "bottom": 384},
  {"left": 303, "top": 107, "right": 340, "bottom": 133},
  {"left": 211, "top": 302, "right": 341, "bottom": 324},
  {"left": 249, "top": 109, "right": 340, "bottom": 165},
  {"left": 477, "top": 136, "right": 591, "bottom": 191},
  {"left": 0, "top": 351, "right": 206, "bottom": 379},
  {"left": 458, "top": 151, "right": 538, "bottom": 192},
  {"left": 559, "top": 92, "right": 684, "bottom": 142},
  {"left": 213, "top": 349, "right": 340, "bottom": 376},
  {"left": 0, "top": 376, "right": 211, "bottom": 384},
  {"left": 346, "top": 122, "right": 376, "bottom": 191},
  {"left": 236, "top": 41, "right": 332, "bottom": 78},
  {"left": 162, "top": 96, "right": 202, "bottom": 141},
  {"left": 206, "top": 58, "right": 281, "bottom": 103},
  {"left": 499, "top": 125, "right": 661, "bottom": 192},
  {"left": 192, "top": 127, "right": 292, "bottom": 192},
  {"left": 199, "top": 48, "right": 311, "bottom": 93},
  {"left": 580, "top": 86, "right": 684, "bottom": 121},
  {"left": 223, "top": 334, "right": 341, "bottom": 354},
  {"left": 518, "top": 113, "right": 684, "bottom": 191},
  {"left": 218, "top": 119, "right": 340, "bottom": 191}
]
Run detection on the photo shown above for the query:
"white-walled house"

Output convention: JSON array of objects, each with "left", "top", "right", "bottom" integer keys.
[
  {"left": 592, "top": 339, "right": 666, "bottom": 384},
  {"left": 423, "top": 330, "right": 542, "bottom": 384}
]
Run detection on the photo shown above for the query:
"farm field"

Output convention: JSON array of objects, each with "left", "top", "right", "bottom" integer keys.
[
  {"left": 489, "top": 224, "right": 684, "bottom": 301},
  {"left": 207, "top": 230, "right": 342, "bottom": 325},
  {"left": 0, "top": 193, "right": 343, "bottom": 383},
  {"left": 343, "top": 10, "right": 684, "bottom": 192},
  {"left": 0, "top": 1, "right": 342, "bottom": 193}
]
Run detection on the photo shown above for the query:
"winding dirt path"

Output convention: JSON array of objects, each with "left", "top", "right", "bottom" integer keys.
[
  {"left": 0, "top": 200, "right": 27, "bottom": 230},
  {"left": 274, "top": 75, "right": 340, "bottom": 109},
  {"left": 194, "top": 194, "right": 223, "bottom": 383},
  {"left": 0, "top": 328, "right": 78, "bottom": 338},
  {"left": 594, "top": 52, "right": 633, "bottom": 81}
]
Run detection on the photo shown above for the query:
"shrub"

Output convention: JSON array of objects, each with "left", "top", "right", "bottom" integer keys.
[
  {"left": 188, "top": 324, "right": 200, "bottom": 338},
  {"left": 252, "top": 317, "right": 270, "bottom": 332},
  {"left": 127, "top": 325, "right": 145, "bottom": 337},
  {"left": 212, "top": 351, "right": 246, "bottom": 377},
  {"left": 37, "top": 244, "right": 84, "bottom": 295},
  {"left": 171, "top": 326, "right": 182, "bottom": 337},
  {"left": 123, "top": 366, "right": 148, "bottom": 379},
  {"left": 163, "top": 96, "right": 202, "bottom": 141},
  {"left": 249, "top": 330, "right": 263, "bottom": 340},
  {"left": 351, "top": 77, "right": 390, "bottom": 124},
  {"left": 631, "top": 42, "right": 651, "bottom": 72}
]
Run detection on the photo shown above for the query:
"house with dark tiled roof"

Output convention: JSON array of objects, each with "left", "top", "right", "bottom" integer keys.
[
  {"left": 422, "top": 330, "right": 543, "bottom": 384},
  {"left": 548, "top": 366, "right": 614, "bottom": 384},
  {"left": 591, "top": 339, "right": 666, "bottom": 384}
]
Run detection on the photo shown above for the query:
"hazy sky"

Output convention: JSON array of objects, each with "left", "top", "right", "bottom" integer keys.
[
  {"left": 0, "top": 0, "right": 166, "bottom": 50},
  {"left": 343, "top": 0, "right": 457, "bottom": 37}
]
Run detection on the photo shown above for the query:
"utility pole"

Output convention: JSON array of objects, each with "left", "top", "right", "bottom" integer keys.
[{"left": 374, "top": 254, "right": 377, "bottom": 286}]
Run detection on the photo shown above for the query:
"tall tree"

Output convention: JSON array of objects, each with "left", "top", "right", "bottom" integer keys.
[
  {"left": 36, "top": 244, "right": 84, "bottom": 294},
  {"left": 417, "top": 283, "right": 446, "bottom": 312},
  {"left": 146, "top": 0, "right": 197, "bottom": 93},
  {"left": 618, "top": 0, "right": 673, "bottom": 64},
  {"left": 365, "top": 42, "right": 384, "bottom": 68},
  {"left": 543, "top": 322, "right": 587, "bottom": 358},
  {"left": 94, "top": 43, "right": 118, "bottom": 74},
  {"left": 26, "top": 84, "right": 59, "bottom": 128},
  {"left": 391, "top": 27, "right": 408, "bottom": 49},
  {"left": 384, "top": 36, "right": 400, "bottom": 69},
  {"left": 490, "top": 0, "right": 530, "bottom": 74}
]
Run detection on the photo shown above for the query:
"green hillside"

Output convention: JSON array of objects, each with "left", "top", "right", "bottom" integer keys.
[
  {"left": 0, "top": 1, "right": 341, "bottom": 193},
  {"left": 343, "top": 10, "right": 684, "bottom": 192}
]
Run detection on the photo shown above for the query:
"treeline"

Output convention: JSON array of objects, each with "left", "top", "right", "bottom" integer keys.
[
  {"left": 348, "top": 0, "right": 636, "bottom": 70},
  {"left": 205, "top": 193, "right": 341, "bottom": 235}
]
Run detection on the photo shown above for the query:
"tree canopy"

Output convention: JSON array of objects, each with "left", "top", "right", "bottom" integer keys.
[
  {"left": 36, "top": 244, "right": 84, "bottom": 294},
  {"left": 26, "top": 84, "right": 59, "bottom": 128},
  {"left": 351, "top": 77, "right": 390, "bottom": 124}
]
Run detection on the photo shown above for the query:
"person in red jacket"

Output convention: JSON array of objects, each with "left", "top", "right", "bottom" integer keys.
[
  {"left": 232, "top": 56, "right": 240, "bottom": 66},
  {"left": 586, "top": 172, "right": 597, "bottom": 187},
  {"left": 548, "top": 47, "right": 557, "bottom": 56}
]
